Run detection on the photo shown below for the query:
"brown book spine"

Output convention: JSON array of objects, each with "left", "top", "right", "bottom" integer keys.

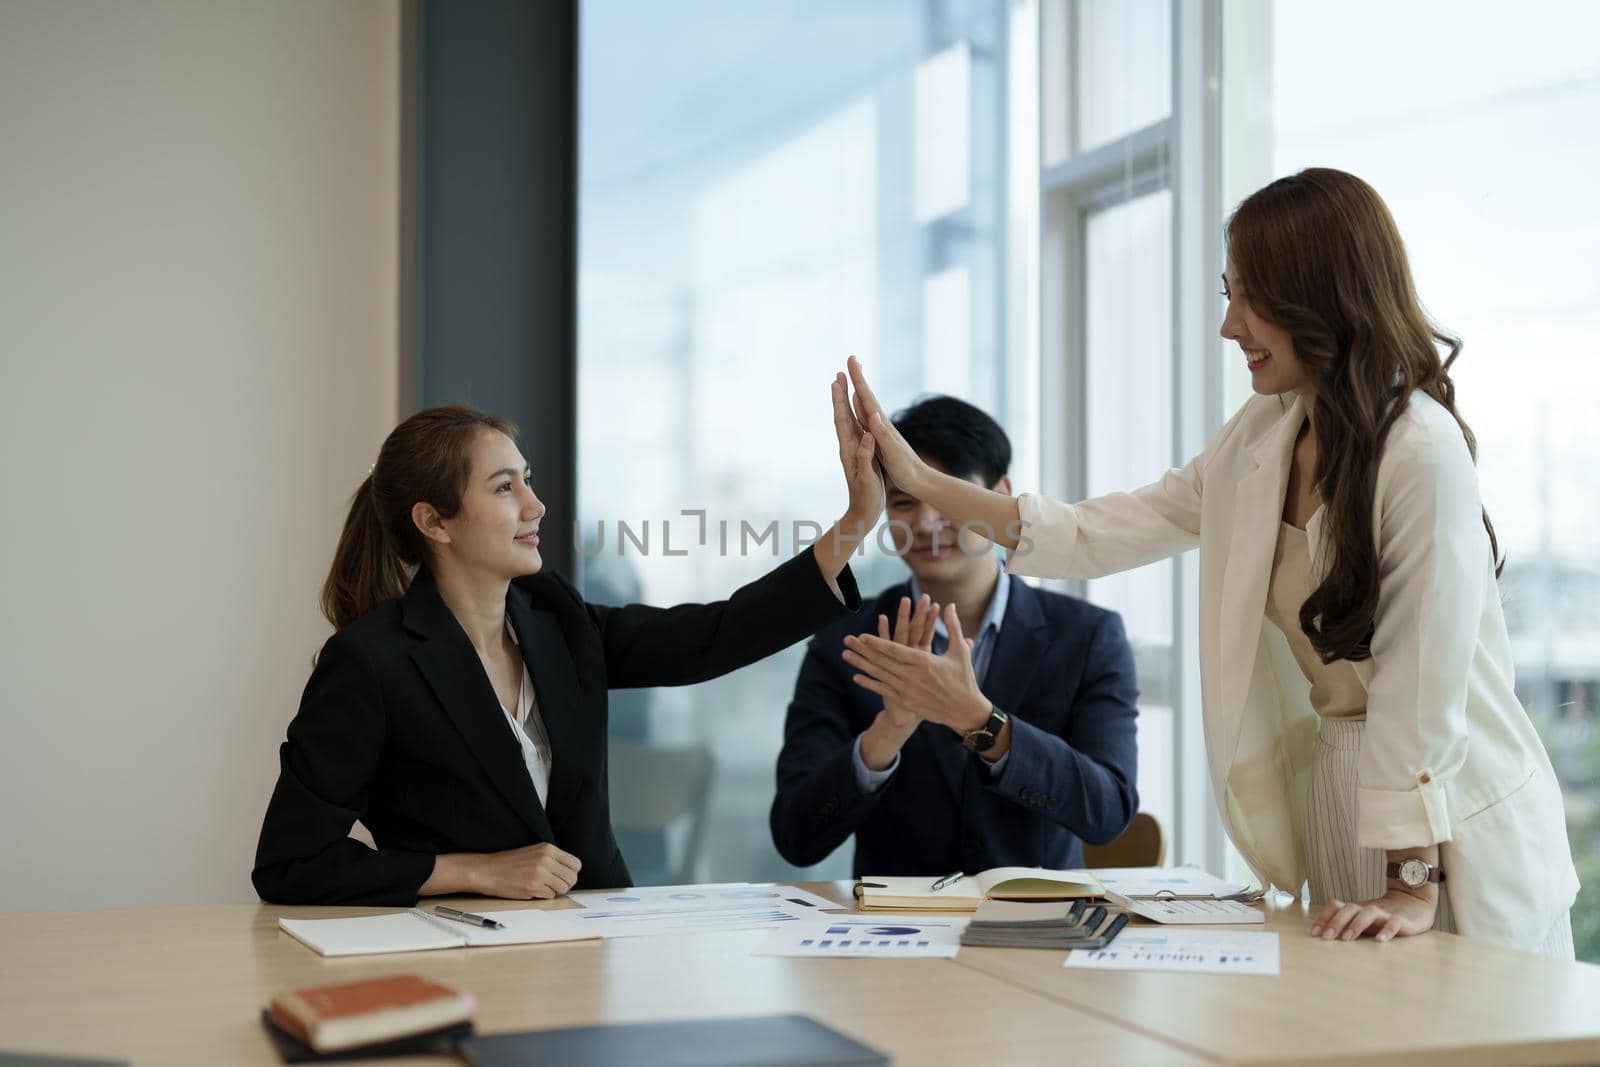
[{"left": 268, "top": 999, "right": 314, "bottom": 1044}]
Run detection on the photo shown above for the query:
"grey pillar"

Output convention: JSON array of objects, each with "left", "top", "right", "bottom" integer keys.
[{"left": 407, "top": 0, "right": 578, "bottom": 577}]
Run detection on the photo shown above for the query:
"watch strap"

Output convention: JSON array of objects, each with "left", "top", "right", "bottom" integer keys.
[{"left": 960, "top": 707, "right": 1008, "bottom": 753}]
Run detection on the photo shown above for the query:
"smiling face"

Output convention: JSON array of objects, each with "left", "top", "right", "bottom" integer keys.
[
  {"left": 425, "top": 428, "right": 546, "bottom": 580},
  {"left": 885, "top": 458, "right": 1009, "bottom": 585},
  {"left": 1219, "top": 269, "right": 1313, "bottom": 397}
]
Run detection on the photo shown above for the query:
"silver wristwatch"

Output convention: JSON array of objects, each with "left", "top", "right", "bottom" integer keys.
[{"left": 1387, "top": 858, "right": 1445, "bottom": 889}]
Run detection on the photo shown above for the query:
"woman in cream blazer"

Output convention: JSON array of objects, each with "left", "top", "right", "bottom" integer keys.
[{"left": 839, "top": 170, "right": 1577, "bottom": 957}]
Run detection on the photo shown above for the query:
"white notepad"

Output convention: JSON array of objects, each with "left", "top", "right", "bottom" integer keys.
[{"left": 278, "top": 907, "right": 597, "bottom": 957}]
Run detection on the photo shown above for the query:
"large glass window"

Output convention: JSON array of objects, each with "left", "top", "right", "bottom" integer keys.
[
  {"left": 1040, "top": 0, "right": 1201, "bottom": 868},
  {"left": 578, "top": 0, "right": 1029, "bottom": 884},
  {"left": 1083, "top": 187, "right": 1175, "bottom": 835},
  {"left": 1073, "top": 0, "right": 1172, "bottom": 152},
  {"left": 1227, "top": 0, "right": 1600, "bottom": 958}
]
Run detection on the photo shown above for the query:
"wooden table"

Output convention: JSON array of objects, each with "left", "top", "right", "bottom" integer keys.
[
  {"left": 0, "top": 885, "right": 1197, "bottom": 1066},
  {"left": 957, "top": 896, "right": 1600, "bottom": 1067},
  {"left": 1, "top": 884, "right": 1596, "bottom": 1066}
]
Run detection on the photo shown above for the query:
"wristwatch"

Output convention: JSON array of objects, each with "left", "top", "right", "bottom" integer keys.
[
  {"left": 960, "top": 706, "right": 1008, "bottom": 753},
  {"left": 1387, "top": 858, "right": 1446, "bottom": 889}
]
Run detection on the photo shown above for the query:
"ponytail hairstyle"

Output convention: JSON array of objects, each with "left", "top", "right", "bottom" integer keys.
[
  {"left": 1225, "top": 167, "right": 1500, "bottom": 663},
  {"left": 321, "top": 405, "right": 518, "bottom": 629}
]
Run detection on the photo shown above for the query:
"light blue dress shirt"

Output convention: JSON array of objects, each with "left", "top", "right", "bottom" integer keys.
[{"left": 852, "top": 560, "right": 1011, "bottom": 791}]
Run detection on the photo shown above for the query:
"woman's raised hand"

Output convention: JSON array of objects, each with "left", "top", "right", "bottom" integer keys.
[
  {"left": 832, "top": 371, "right": 884, "bottom": 525},
  {"left": 846, "top": 355, "right": 927, "bottom": 495}
]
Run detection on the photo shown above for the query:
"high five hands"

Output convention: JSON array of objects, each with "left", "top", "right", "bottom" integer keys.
[
  {"left": 831, "top": 370, "right": 886, "bottom": 525},
  {"left": 840, "top": 355, "right": 1027, "bottom": 555},
  {"left": 843, "top": 355, "right": 927, "bottom": 495},
  {"left": 811, "top": 372, "right": 887, "bottom": 587}
]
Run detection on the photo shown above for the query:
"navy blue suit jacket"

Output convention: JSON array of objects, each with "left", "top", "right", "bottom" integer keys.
[{"left": 770, "top": 574, "right": 1139, "bottom": 876}]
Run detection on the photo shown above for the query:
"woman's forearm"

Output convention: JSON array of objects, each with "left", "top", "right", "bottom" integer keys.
[{"left": 907, "top": 466, "right": 1025, "bottom": 549}]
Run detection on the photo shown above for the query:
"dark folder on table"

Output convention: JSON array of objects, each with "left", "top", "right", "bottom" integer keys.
[{"left": 459, "top": 1013, "right": 889, "bottom": 1067}]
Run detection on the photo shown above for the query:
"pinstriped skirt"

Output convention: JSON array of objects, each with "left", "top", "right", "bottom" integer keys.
[{"left": 1306, "top": 717, "right": 1576, "bottom": 958}]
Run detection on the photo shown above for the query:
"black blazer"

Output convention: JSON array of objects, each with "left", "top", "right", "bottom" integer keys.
[
  {"left": 252, "top": 551, "right": 860, "bottom": 905},
  {"left": 770, "top": 575, "right": 1139, "bottom": 876}
]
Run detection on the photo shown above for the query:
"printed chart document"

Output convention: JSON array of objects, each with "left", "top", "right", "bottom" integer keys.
[
  {"left": 1105, "top": 890, "right": 1264, "bottom": 925},
  {"left": 1065, "top": 929, "right": 1280, "bottom": 976},
  {"left": 1091, "top": 866, "right": 1256, "bottom": 900},
  {"left": 571, "top": 883, "right": 844, "bottom": 913},
  {"left": 755, "top": 915, "right": 970, "bottom": 959},
  {"left": 563, "top": 899, "right": 818, "bottom": 939},
  {"left": 570, "top": 882, "right": 761, "bottom": 907}
]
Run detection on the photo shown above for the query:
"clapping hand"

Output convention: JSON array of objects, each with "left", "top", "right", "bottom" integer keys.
[
  {"left": 844, "top": 602, "right": 991, "bottom": 736},
  {"left": 857, "top": 594, "right": 941, "bottom": 771}
]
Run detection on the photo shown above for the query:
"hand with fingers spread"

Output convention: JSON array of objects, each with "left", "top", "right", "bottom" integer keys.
[
  {"left": 843, "top": 602, "right": 997, "bottom": 747},
  {"left": 1310, "top": 887, "right": 1437, "bottom": 943},
  {"left": 858, "top": 593, "right": 940, "bottom": 771}
]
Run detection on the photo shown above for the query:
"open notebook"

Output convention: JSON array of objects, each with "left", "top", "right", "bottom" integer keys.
[
  {"left": 278, "top": 907, "right": 598, "bottom": 958},
  {"left": 855, "top": 867, "right": 1104, "bottom": 911}
]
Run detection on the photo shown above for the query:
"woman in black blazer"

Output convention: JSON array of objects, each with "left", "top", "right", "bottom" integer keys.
[{"left": 253, "top": 379, "right": 881, "bottom": 905}]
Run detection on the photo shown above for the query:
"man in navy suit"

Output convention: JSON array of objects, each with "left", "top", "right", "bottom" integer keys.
[{"left": 770, "top": 396, "right": 1139, "bottom": 877}]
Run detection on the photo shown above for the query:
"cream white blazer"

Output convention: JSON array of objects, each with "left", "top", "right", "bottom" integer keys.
[{"left": 1005, "top": 391, "right": 1579, "bottom": 950}]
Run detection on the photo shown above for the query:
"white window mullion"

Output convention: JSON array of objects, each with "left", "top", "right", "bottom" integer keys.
[{"left": 1172, "top": 0, "right": 1228, "bottom": 876}]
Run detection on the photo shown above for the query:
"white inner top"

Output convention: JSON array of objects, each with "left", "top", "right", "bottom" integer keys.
[{"left": 500, "top": 618, "right": 553, "bottom": 805}]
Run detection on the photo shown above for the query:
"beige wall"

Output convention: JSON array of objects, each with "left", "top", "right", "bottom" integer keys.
[{"left": 0, "top": 0, "right": 401, "bottom": 910}]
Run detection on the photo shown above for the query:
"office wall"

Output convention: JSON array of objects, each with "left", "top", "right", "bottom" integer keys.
[{"left": 0, "top": 0, "right": 401, "bottom": 910}]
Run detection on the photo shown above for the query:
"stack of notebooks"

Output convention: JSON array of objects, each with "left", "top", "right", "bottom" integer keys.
[{"left": 958, "top": 899, "right": 1129, "bottom": 950}]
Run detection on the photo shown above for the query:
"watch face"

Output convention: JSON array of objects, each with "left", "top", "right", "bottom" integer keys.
[
  {"left": 962, "top": 730, "right": 996, "bottom": 753},
  {"left": 1399, "top": 858, "right": 1429, "bottom": 888}
]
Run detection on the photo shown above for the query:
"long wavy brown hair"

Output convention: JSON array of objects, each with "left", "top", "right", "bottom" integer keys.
[
  {"left": 1226, "top": 167, "right": 1501, "bottom": 663},
  {"left": 321, "top": 405, "right": 518, "bottom": 629}
]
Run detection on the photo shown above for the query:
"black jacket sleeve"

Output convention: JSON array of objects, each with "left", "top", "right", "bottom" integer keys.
[
  {"left": 980, "top": 611, "right": 1140, "bottom": 845},
  {"left": 251, "top": 634, "right": 436, "bottom": 905},
  {"left": 769, "top": 632, "right": 887, "bottom": 867},
  {"left": 580, "top": 548, "right": 861, "bottom": 689}
]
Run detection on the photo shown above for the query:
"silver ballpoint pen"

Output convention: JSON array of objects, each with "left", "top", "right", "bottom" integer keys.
[{"left": 433, "top": 905, "right": 506, "bottom": 930}]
